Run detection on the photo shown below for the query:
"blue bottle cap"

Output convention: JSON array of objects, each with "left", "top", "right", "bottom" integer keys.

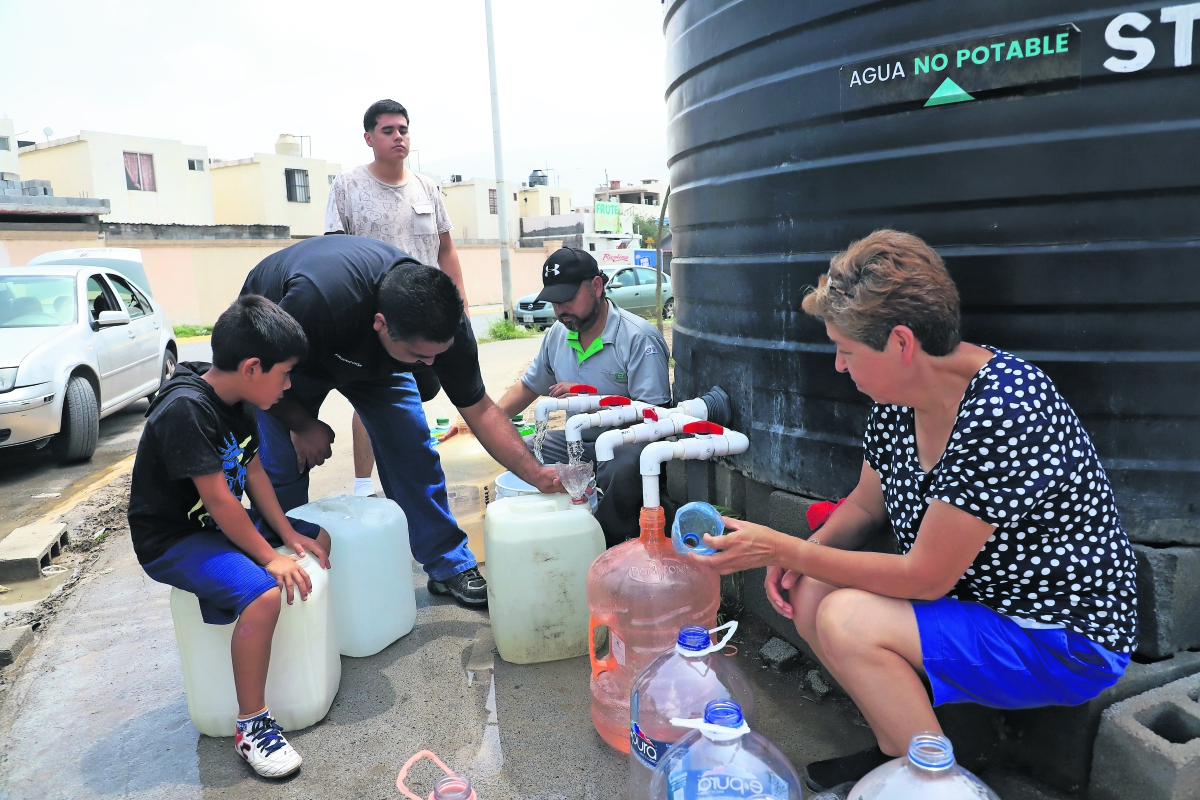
[
  {"left": 703, "top": 699, "right": 744, "bottom": 728},
  {"left": 676, "top": 625, "right": 713, "bottom": 651}
]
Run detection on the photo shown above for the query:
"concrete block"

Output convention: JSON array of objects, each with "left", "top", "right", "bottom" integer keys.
[
  {"left": 1134, "top": 544, "right": 1200, "bottom": 659},
  {"left": 0, "top": 523, "right": 69, "bottom": 582},
  {"left": 0, "top": 626, "right": 33, "bottom": 667},
  {"left": 686, "top": 460, "right": 716, "bottom": 504},
  {"left": 745, "top": 477, "right": 774, "bottom": 525},
  {"left": 714, "top": 464, "right": 746, "bottom": 513},
  {"left": 666, "top": 459, "right": 688, "bottom": 505},
  {"left": 769, "top": 490, "right": 819, "bottom": 538},
  {"left": 760, "top": 637, "right": 801, "bottom": 671},
  {"left": 1090, "top": 671, "right": 1200, "bottom": 800}
]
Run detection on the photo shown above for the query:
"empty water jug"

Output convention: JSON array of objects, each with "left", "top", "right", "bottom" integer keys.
[
  {"left": 629, "top": 622, "right": 756, "bottom": 799},
  {"left": 437, "top": 421, "right": 504, "bottom": 561},
  {"left": 847, "top": 732, "right": 1000, "bottom": 800},
  {"left": 170, "top": 545, "right": 340, "bottom": 737},
  {"left": 588, "top": 506, "right": 720, "bottom": 752},
  {"left": 671, "top": 502, "right": 726, "bottom": 556},
  {"left": 288, "top": 495, "right": 416, "bottom": 657},
  {"left": 649, "top": 700, "right": 803, "bottom": 800},
  {"left": 485, "top": 492, "right": 604, "bottom": 663}
]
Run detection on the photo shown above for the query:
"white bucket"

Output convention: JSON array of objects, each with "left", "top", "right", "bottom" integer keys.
[{"left": 495, "top": 471, "right": 540, "bottom": 499}]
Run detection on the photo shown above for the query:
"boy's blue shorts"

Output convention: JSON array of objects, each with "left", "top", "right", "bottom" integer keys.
[
  {"left": 912, "top": 596, "right": 1130, "bottom": 709},
  {"left": 143, "top": 530, "right": 280, "bottom": 625}
]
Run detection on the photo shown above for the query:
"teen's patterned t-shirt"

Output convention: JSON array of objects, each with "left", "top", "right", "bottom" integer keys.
[
  {"left": 324, "top": 165, "right": 451, "bottom": 267},
  {"left": 863, "top": 347, "right": 1138, "bottom": 653}
]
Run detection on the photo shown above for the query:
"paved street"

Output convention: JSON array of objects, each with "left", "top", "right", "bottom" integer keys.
[{"left": 0, "top": 330, "right": 872, "bottom": 799}]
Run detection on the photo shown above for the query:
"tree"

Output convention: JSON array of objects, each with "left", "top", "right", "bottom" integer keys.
[{"left": 631, "top": 213, "right": 668, "bottom": 247}]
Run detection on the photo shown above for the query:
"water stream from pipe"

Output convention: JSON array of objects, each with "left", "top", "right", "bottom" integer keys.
[{"left": 532, "top": 420, "right": 549, "bottom": 465}]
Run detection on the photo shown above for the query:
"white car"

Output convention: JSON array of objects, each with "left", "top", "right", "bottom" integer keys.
[{"left": 0, "top": 255, "right": 177, "bottom": 461}]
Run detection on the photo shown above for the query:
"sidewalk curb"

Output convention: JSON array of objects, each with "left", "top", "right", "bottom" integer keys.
[
  {"left": 35, "top": 454, "right": 135, "bottom": 526},
  {"left": 175, "top": 335, "right": 211, "bottom": 344}
]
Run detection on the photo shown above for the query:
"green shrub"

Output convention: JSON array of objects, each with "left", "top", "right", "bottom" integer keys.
[
  {"left": 486, "top": 318, "right": 532, "bottom": 341},
  {"left": 173, "top": 325, "right": 213, "bottom": 338}
]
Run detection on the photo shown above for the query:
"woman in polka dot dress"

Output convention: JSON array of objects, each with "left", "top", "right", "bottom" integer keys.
[{"left": 691, "top": 230, "right": 1138, "bottom": 793}]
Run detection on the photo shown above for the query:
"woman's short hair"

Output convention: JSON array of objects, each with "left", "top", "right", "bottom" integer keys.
[{"left": 801, "top": 229, "right": 961, "bottom": 356}]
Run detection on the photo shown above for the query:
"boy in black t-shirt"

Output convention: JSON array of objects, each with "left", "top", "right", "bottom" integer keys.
[{"left": 128, "top": 295, "right": 329, "bottom": 779}]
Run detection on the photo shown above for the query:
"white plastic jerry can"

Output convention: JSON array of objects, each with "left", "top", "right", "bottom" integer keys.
[
  {"left": 287, "top": 495, "right": 416, "bottom": 657},
  {"left": 484, "top": 493, "right": 605, "bottom": 664},
  {"left": 169, "top": 546, "right": 340, "bottom": 737}
]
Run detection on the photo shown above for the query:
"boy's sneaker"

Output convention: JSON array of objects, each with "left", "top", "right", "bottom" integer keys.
[
  {"left": 235, "top": 710, "right": 302, "bottom": 778},
  {"left": 428, "top": 567, "right": 488, "bottom": 607}
]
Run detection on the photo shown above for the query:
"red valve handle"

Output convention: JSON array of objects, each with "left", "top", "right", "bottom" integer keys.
[
  {"left": 600, "top": 396, "right": 632, "bottom": 406},
  {"left": 683, "top": 421, "right": 724, "bottom": 435},
  {"left": 570, "top": 384, "right": 598, "bottom": 394},
  {"left": 642, "top": 408, "right": 659, "bottom": 422}
]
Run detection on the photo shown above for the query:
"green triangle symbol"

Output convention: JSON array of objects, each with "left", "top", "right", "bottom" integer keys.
[{"left": 924, "top": 77, "right": 974, "bottom": 107}]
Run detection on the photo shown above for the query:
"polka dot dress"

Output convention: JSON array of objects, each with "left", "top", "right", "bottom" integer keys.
[{"left": 864, "top": 347, "right": 1139, "bottom": 654}]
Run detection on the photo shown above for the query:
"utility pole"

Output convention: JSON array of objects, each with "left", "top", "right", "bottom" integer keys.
[{"left": 484, "top": 0, "right": 514, "bottom": 322}]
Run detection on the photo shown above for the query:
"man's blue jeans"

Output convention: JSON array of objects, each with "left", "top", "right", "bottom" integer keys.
[{"left": 253, "top": 371, "right": 476, "bottom": 581}]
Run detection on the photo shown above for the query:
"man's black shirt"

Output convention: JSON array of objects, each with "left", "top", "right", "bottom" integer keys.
[{"left": 241, "top": 235, "right": 485, "bottom": 407}]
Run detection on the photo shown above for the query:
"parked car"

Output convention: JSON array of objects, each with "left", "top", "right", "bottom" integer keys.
[
  {"left": 0, "top": 257, "right": 177, "bottom": 462},
  {"left": 515, "top": 266, "right": 674, "bottom": 331}
]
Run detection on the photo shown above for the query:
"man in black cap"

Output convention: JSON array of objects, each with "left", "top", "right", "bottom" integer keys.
[{"left": 497, "top": 247, "right": 670, "bottom": 545}]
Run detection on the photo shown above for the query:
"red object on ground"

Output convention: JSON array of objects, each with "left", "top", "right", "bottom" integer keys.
[
  {"left": 682, "top": 421, "right": 724, "bottom": 435},
  {"left": 642, "top": 408, "right": 659, "bottom": 422},
  {"left": 570, "top": 384, "right": 598, "bottom": 394},
  {"left": 806, "top": 498, "right": 846, "bottom": 532},
  {"left": 600, "top": 396, "right": 632, "bottom": 406}
]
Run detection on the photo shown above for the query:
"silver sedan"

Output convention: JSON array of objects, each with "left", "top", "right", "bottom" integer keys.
[{"left": 0, "top": 261, "right": 177, "bottom": 461}]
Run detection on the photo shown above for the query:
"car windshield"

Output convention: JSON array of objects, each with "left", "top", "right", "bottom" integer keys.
[{"left": 0, "top": 276, "right": 77, "bottom": 328}]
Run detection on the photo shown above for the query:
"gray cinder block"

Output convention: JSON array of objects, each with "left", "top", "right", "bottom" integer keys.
[
  {"left": 0, "top": 625, "right": 33, "bottom": 667},
  {"left": 1134, "top": 544, "right": 1200, "bottom": 659},
  {"left": 768, "top": 490, "right": 819, "bottom": 538},
  {"left": 759, "top": 637, "right": 800, "bottom": 671},
  {"left": 1091, "top": 672, "right": 1200, "bottom": 800},
  {"left": 666, "top": 459, "right": 687, "bottom": 506},
  {"left": 0, "top": 524, "right": 69, "bottom": 582},
  {"left": 714, "top": 464, "right": 746, "bottom": 514},
  {"left": 686, "top": 460, "right": 716, "bottom": 504},
  {"left": 745, "top": 477, "right": 774, "bottom": 525}
]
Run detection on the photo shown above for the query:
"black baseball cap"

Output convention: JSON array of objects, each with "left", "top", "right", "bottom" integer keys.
[{"left": 535, "top": 247, "right": 601, "bottom": 304}]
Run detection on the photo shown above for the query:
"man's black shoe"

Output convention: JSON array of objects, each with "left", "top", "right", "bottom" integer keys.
[
  {"left": 427, "top": 567, "right": 488, "bottom": 607},
  {"left": 803, "top": 746, "right": 889, "bottom": 793}
]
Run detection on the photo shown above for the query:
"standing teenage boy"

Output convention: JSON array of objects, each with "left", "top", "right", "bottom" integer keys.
[
  {"left": 326, "top": 99, "right": 465, "bottom": 497},
  {"left": 128, "top": 296, "right": 329, "bottom": 778}
]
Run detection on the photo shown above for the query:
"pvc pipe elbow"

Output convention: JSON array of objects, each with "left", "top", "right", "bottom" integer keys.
[
  {"left": 534, "top": 397, "right": 564, "bottom": 423},
  {"left": 595, "top": 429, "right": 623, "bottom": 462},
  {"left": 722, "top": 430, "right": 749, "bottom": 455},
  {"left": 564, "top": 411, "right": 597, "bottom": 443},
  {"left": 640, "top": 440, "right": 679, "bottom": 476}
]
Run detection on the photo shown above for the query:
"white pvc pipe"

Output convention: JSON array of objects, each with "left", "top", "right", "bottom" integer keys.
[
  {"left": 639, "top": 430, "right": 750, "bottom": 508},
  {"left": 533, "top": 394, "right": 606, "bottom": 423},
  {"left": 594, "top": 413, "right": 702, "bottom": 461},
  {"left": 568, "top": 394, "right": 711, "bottom": 450}
]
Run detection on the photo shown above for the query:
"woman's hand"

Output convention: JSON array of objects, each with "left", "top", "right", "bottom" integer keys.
[
  {"left": 764, "top": 566, "right": 804, "bottom": 618},
  {"left": 690, "top": 517, "right": 784, "bottom": 575}
]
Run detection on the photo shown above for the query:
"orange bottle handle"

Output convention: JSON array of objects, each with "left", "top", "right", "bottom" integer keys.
[
  {"left": 589, "top": 615, "right": 616, "bottom": 680},
  {"left": 397, "top": 750, "right": 477, "bottom": 800}
]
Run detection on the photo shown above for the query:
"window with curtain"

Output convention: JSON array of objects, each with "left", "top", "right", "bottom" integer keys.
[
  {"left": 550, "top": 196, "right": 561, "bottom": 216},
  {"left": 285, "top": 168, "right": 310, "bottom": 203},
  {"left": 123, "top": 152, "right": 156, "bottom": 191}
]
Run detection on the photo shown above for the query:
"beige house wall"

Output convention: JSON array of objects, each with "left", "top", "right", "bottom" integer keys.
[
  {"left": 517, "top": 185, "right": 571, "bottom": 218},
  {"left": 0, "top": 118, "right": 20, "bottom": 176},
  {"left": 442, "top": 180, "right": 519, "bottom": 242},
  {"left": 16, "top": 139, "right": 94, "bottom": 199},
  {"left": 210, "top": 153, "right": 339, "bottom": 237},
  {"left": 456, "top": 242, "right": 560, "bottom": 306}
]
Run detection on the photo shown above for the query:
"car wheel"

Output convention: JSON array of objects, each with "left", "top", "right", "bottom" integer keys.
[
  {"left": 54, "top": 376, "right": 99, "bottom": 463},
  {"left": 149, "top": 349, "right": 177, "bottom": 399},
  {"left": 661, "top": 298, "right": 675, "bottom": 320}
]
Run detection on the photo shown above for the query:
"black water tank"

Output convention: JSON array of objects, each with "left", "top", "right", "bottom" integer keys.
[
  {"left": 665, "top": 0, "right": 1199, "bottom": 543},
  {"left": 528, "top": 169, "right": 550, "bottom": 187}
]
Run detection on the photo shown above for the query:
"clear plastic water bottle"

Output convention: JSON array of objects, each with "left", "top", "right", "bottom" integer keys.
[
  {"left": 672, "top": 502, "right": 725, "bottom": 556},
  {"left": 430, "top": 417, "right": 452, "bottom": 441},
  {"left": 649, "top": 700, "right": 803, "bottom": 800},
  {"left": 847, "top": 732, "right": 1000, "bottom": 799},
  {"left": 629, "top": 623, "right": 755, "bottom": 799}
]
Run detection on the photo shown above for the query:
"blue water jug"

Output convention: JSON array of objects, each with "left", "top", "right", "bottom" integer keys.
[
  {"left": 671, "top": 502, "right": 725, "bottom": 556},
  {"left": 649, "top": 700, "right": 803, "bottom": 799}
]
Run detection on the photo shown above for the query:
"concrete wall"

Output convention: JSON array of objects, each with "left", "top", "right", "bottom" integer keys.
[
  {"left": 20, "top": 131, "right": 214, "bottom": 224},
  {"left": 442, "top": 180, "right": 519, "bottom": 242},
  {"left": 210, "top": 153, "right": 339, "bottom": 237},
  {"left": 518, "top": 185, "right": 571, "bottom": 218},
  {"left": 455, "top": 242, "right": 561, "bottom": 306}
]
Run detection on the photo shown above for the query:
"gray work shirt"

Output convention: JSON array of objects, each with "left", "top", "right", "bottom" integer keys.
[{"left": 521, "top": 300, "right": 671, "bottom": 404}]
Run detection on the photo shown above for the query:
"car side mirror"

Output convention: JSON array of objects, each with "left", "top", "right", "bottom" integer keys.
[{"left": 97, "top": 310, "right": 131, "bottom": 327}]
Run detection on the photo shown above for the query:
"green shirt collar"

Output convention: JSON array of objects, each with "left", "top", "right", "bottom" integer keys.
[
  {"left": 566, "top": 328, "right": 606, "bottom": 363},
  {"left": 566, "top": 300, "right": 621, "bottom": 364}
]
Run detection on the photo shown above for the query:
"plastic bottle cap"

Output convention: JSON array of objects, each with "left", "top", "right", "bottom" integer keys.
[
  {"left": 703, "top": 700, "right": 744, "bottom": 728},
  {"left": 600, "top": 396, "right": 632, "bottom": 406},
  {"left": 569, "top": 384, "right": 598, "bottom": 394},
  {"left": 676, "top": 625, "right": 713, "bottom": 652},
  {"left": 682, "top": 421, "right": 724, "bottom": 435},
  {"left": 511, "top": 414, "right": 524, "bottom": 422},
  {"left": 642, "top": 408, "right": 659, "bottom": 422},
  {"left": 436, "top": 417, "right": 450, "bottom": 426}
]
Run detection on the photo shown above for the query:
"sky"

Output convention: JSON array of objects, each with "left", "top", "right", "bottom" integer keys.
[{"left": 0, "top": 0, "right": 670, "bottom": 206}]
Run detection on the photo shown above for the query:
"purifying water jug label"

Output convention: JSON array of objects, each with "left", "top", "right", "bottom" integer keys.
[
  {"left": 611, "top": 632, "right": 626, "bottom": 666},
  {"left": 630, "top": 722, "right": 673, "bottom": 768},
  {"left": 446, "top": 485, "right": 482, "bottom": 517},
  {"left": 667, "top": 766, "right": 788, "bottom": 799},
  {"left": 628, "top": 559, "right": 688, "bottom": 584}
]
